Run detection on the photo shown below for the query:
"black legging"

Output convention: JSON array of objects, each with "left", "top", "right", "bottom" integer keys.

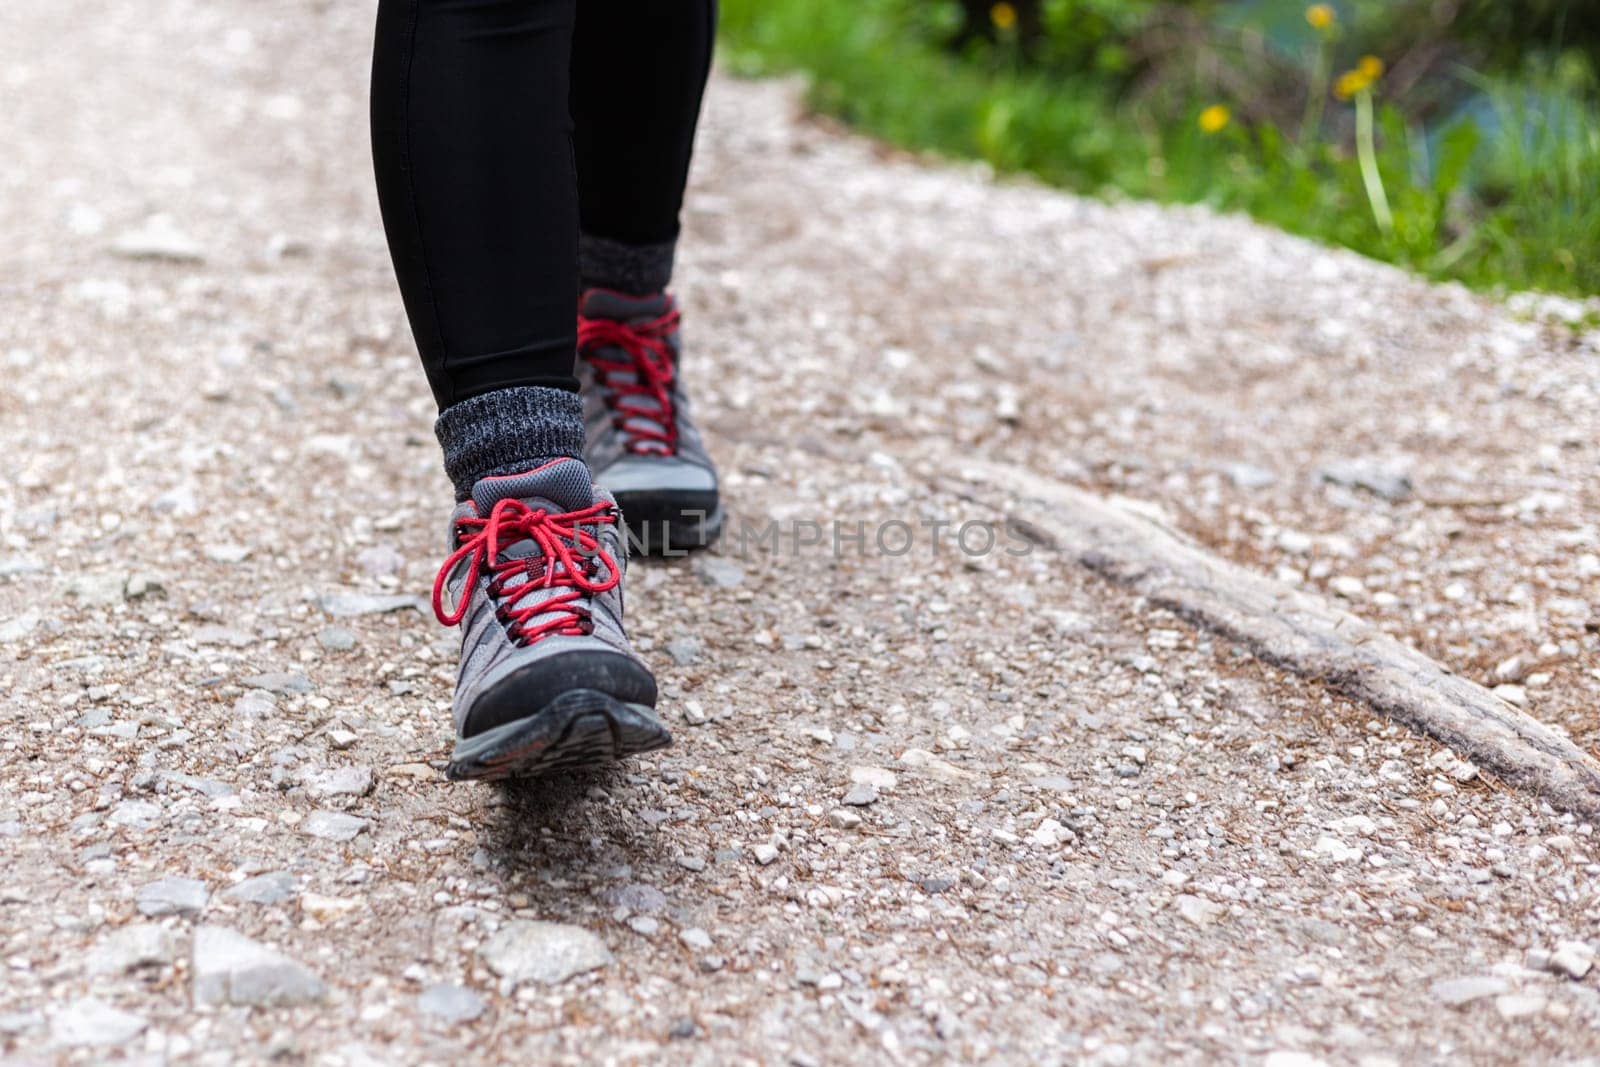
[{"left": 371, "top": 0, "right": 716, "bottom": 410}]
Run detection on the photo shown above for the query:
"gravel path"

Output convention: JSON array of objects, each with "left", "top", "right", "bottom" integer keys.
[{"left": 3, "top": 1, "right": 1599, "bottom": 1063}]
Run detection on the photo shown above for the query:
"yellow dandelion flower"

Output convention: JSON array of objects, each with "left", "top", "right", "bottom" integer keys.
[
  {"left": 1333, "top": 69, "right": 1371, "bottom": 100},
  {"left": 1198, "top": 104, "right": 1231, "bottom": 134},
  {"left": 990, "top": 2, "right": 1017, "bottom": 30},
  {"left": 1357, "top": 54, "right": 1385, "bottom": 80},
  {"left": 1305, "top": 4, "right": 1335, "bottom": 30}
]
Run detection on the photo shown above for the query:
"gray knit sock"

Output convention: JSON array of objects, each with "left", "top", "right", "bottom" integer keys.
[
  {"left": 434, "top": 386, "right": 586, "bottom": 501},
  {"left": 579, "top": 233, "right": 676, "bottom": 295}
]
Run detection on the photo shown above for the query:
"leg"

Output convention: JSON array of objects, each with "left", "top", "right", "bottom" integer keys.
[
  {"left": 371, "top": 0, "right": 582, "bottom": 459},
  {"left": 568, "top": 1, "right": 723, "bottom": 554},
  {"left": 371, "top": 0, "right": 666, "bottom": 780},
  {"left": 570, "top": 0, "right": 717, "bottom": 294}
]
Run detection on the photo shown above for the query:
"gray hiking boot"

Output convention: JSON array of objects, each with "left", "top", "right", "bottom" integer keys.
[
  {"left": 431, "top": 457, "right": 669, "bottom": 781},
  {"left": 577, "top": 288, "right": 723, "bottom": 555}
]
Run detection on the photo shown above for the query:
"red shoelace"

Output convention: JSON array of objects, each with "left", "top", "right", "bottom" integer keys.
[
  {"left": 432, "top": 497, "right": 620, "bottom": 645},
  {"left": 577, "top": 304, "right": 681, "bottom": 455}
]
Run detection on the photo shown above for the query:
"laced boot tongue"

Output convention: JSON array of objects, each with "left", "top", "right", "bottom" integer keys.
[
  {"left": 578, "top": 288, "right": 671, "bottom": 322},
  {"left": 443, "top": 459, "right": 613, "bottom": 640},
  {"left": 578, "top": 289, "right": 679, "bottom": 455},
  {"left": 471, "top": 457, "right": 595, "bottom": 516},
  {"left": 470, "top": 458, "right": 599, "bottom": 569}
]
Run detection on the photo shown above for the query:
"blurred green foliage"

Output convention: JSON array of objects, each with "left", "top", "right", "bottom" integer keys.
[{"left": 720, "top": 0, "right": 1600, "bottom": 295}]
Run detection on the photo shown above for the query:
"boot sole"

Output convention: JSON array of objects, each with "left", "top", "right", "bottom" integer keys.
[{"left": 447, "top": 688, "right": 672, "bottom": 782}]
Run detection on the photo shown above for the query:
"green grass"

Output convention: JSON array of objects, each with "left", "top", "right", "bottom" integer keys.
[{"left": 719, "top": 0, "right": 1600, "bottom": 297}]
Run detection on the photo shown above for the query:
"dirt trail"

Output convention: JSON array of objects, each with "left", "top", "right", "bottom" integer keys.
[{"left": 3, "top": 1, "right": 1599, "bottom": 1063}]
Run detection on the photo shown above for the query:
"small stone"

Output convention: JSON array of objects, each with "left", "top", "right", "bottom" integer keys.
[
  {"left": 136, "top": 876, "right": 209, "bottom": 917},
  {"left": 110, "top": 215, "right": 204, "bottom": 263},
  {"left": 302, "top": 810, "right": 368, "bottom": 842},
  {"left": 478, "top": 921, "right": 612, "bottom": 988},
  {"left": 87, "top": 924, "right": 177, "bottom": 974},
  {"left": 1329, "top": 576, "right": 1365, "bottom": 599},
  {"left": 1495, "top": 993, "right": 1547, "bottom": 1019},
  {"left": 162, "top": 771, "right": 235, "bottom": 798},
  {"left": 327, "top": 729, "right": 359, "bottom": 750},
  {"left": 849, "top": 766, "right": 898, "bottom": 791},
  {"left": 898, "top": 747, "right": 977, "bottom": 781},
  {"left": 224, "top": 872, "right": 298, "bottom": 906},
  {"left": 675, "top": 855, "right": 706, "bottom": 873},
  {"left": 1430, "top": 975, "right": 1509, "bottom": 1006},
  {"left": 355, "top": 545, "right": 404, "bottom": 578},
  {"left": 1329, "top": 814, "right": 1376, "bottom": 837},
  {"left": 1549, "top": 940, "right": 1594, "bottom": 979},
  {"left": 682, "top": 701, "right": 708, "bottom": 726},
  {"left": 1275, "top": 529, "right": 1314, "bottom": 554},
  {"left": 0, "top": 554, "right": 45, "bottom": 578},
  {"left": 628, "top": 916, "right": 660, "bottom": 936},
  {"left": 318, "top": 591, "right": 426, "bottom": 617},
  {"left": 0, "top": 610, "right": 41, "bottom": 643},
  {"left": 1492, "top": 684, "right": 1529, "bottom": 708},
  {"left": 233, "top": 692, "right": 277, "bottom": 719},
  {"left": 753, "top": 843, "right": 780, "bottom": 866},
  {"left": 304, "top": 765, "right": 374, "bottom": 798},
  {"left": 692, "top": 556, "right": 745, "bottom": 588},
  {"left": 124, "top": 572, "right": 165, "bottom": 599},
  {"left": 1174, "top": 894, "right": 1224, "bottom": 928},
  {"left": 417, "top": 984, "right": 485, "bottom": 1023},
  {"left": 107, "top": 800, "right": 162, "bottom": 828},
  {"left": 49, "top": 998, "right": 147, "bottom": 1047},
  {"left": 1222, "top": 462, "right": 1276, "bottom": 489},
  {"left": 318, "top": 626, "right": 358, "bottom": 651},
  {"left": 1318, "top": 459, "right": 1412, "bottom": 502},
  {"left": 1028, "top": 818, "right": 1071, "bottom": 848},
  {"left": 678, "top": 927, "right": 712, "bottom": 951},
  {"left": 841, "top": 783, "right": 878, "bottom": 807},
  {"left": 600, "top": 883, "right": 668, "bottom": 914},
  {"left": 192, "top": 926, "right": 326, "bottom": 1007},
  {"left": 1493, "top": 655, "right": 1527, "bottom": 683},
  {"left": 243, "top": 672, "right": 314, "bottom": 695},
  {"left": 67, "top": 573, "right": 128, "bottom": 607},
  {"left": 300, "top": 892, "right": 362, "bottom": 922},
  {"left": 664, "top": 637, "right": 703, "bottom": 666},
  {"left": 1314, "top": 836, "right": 1362, "bottom": 864},
  {"left": 75, "top": 707, "right": 111, "bottom": 729},
  {"left": 827, "top": 808, "right": 863, "bottom": 830}
]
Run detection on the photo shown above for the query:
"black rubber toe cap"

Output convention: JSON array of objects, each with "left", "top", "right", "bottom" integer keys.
[
  {"left": 462, "top": 649, "right": 658, "bottom": 739},
  {"left": 614, "top": 488, "right": 723, "bottom": 555}
]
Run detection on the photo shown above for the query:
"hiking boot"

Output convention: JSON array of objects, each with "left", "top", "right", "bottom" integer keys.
[
  {"left": 432, "top": 457, "right": 669, "bottom": 781},
  {"left": 577, "top": 288, "right": 723, "bottom": 555}
]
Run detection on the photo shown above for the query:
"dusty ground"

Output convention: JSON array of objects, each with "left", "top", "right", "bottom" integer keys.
[{"left": 3, "top": 1, "right": 1600, "bottom": 1064}]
